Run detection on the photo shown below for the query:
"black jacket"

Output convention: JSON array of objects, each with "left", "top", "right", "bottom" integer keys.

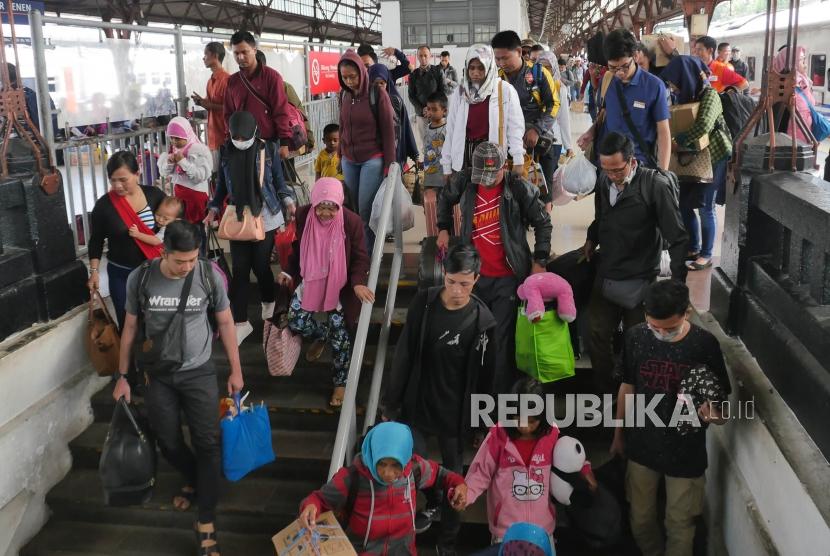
[
  {"left": 586, "top": 167, "right": 688, "bottom": 282},
  {"left": 382, "top": 287, "right": 497, "bottom": 437},
  {"left": 408, "top": 65, "right": 445, "bottom": 114},
  {"left": 437, "top": 170, "right": 553, "bottom": 283},
  {"left": 88, "top": 186, "right": 166, "bottom": 267}
]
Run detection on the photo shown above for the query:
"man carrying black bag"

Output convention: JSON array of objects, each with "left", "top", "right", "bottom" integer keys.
[{"left": 114, "top": 220, "right": 243, "bottom": 556}]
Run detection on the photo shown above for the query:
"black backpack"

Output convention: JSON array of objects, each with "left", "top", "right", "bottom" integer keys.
[{"left": 719, "top": 89, "right": 757, "bottom": 141}]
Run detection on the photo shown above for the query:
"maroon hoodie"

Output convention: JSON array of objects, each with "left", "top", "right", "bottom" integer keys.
[{"left": 337, "top": 50, "right": 396, "bottom": 171}]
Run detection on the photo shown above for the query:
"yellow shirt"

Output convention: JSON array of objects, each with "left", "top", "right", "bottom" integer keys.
[{"left": 315, "top": 150, "right": 344, "bottom": 181}]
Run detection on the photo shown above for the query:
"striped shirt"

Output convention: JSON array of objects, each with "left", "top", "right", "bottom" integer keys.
[{"left": 137, "top": 205, "right": 155, "bottom": 230}]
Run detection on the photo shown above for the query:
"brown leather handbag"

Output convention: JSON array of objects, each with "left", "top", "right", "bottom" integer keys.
[
  {"left": 87, "top": 290, "right": 121, "bottom": 377},
  {"left": 218, "top": 148, "right": 267, "bottom": 241}
]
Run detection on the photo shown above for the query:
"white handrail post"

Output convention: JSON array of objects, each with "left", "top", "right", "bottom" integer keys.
[
  {"left": 327, "top": 162, "right": 400, "bottom": 480},
  {"left": 363, "top": 167, "right": 404, "bottom": 433}
]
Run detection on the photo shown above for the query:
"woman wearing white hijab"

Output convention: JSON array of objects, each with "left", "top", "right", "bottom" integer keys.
[{"left": 440, "top": 44, "right": 525, "bottom": 177}]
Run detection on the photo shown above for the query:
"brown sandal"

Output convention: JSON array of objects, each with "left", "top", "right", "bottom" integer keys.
[
  {"left": 194, "top": 522, "right": 220, "bottom": 556},
  {"left": 173, "top": 486, "right": 195, "bottom": 511}
]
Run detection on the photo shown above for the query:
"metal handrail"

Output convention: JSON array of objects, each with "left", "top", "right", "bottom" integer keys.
[{"left": 327, "top": 162, "right": 404, "bottom": 479}]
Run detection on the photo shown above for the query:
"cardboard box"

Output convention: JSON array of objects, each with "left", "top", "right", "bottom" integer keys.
[
  {"left": 669, "top": 103, "right": 710, "bottom": 151},
  {"left": 272, "top": 511, "right": 357, "bottom": 556},
  {"left": 641, "top": 33, "right": 686, "bottom": 67}
]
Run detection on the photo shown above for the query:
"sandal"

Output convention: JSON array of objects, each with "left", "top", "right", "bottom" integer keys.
[
  {"left": 687, "top": 260, "right": 713, "bottom": 271},
  {"left": 194, "top": 522, "right": 221, "bottom": 556},
  {"left": 329, "top": 386, "right": 346, "bottom": 408},
  {"left": 173, "top": 486, "right": 196, "bottom": 511},
  {"left": 685, "top": 251, "right": 700, "bottom": 261}
]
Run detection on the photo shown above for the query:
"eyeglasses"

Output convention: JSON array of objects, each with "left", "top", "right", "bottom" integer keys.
[
  {"left": 604, "top": 162, "right": 631, "bottom": 176},
  {"left": 607, "top": 58, "right": 634, "bottom": 75}
]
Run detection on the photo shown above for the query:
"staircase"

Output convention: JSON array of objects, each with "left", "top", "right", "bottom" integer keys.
[{"left": 20, "top": 253, "right": 492, "bottom": 556}]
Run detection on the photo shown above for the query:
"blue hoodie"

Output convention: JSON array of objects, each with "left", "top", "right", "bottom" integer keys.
[{"left": 360, "top": 422, "right": 414, "bottom": 485}]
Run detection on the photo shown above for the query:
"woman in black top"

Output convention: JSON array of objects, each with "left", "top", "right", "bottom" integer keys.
[{"left": 87, "top": 151, "right": 166, "bottom": 328}]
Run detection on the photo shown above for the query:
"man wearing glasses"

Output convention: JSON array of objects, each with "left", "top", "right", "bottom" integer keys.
[
  {"left": 582, "top": 132, "right": 688, "bottom": 395},
  {"left": 578, "top": 29, "right": 672, "bottom": 170}
]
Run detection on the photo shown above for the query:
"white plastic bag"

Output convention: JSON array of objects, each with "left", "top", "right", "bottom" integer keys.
[
  {"left": 560, "top": 154, "right": 597, "bottom": 196},
  {"left": 369, "top": 174, "right": 415, "bottom": 234},
  {"left": 659, "top": 250, "right": 672, "bottom": 278},
  {"left": 551, "top": 166, "right": 576, "bottom": 206}
]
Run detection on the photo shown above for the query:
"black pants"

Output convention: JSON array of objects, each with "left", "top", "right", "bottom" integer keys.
[
  {"left": 229, "top": 230, "right": 276, "bottom": 323},
  {"left": 475, "top": 275, "right": 520, "bottom": 395},
  {"left": 537, "top": 144, "right": 560, "bottom": 204},
  {"left": 412, "top": 427, "right": 463, "bottom": 549},
  {"left": 145, "top": 364, "right": 221, "bottom": 523}
]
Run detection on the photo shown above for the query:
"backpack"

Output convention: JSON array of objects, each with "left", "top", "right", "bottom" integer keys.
[
  {"left": 719, "top": 89, "right": 757, "bottom": 142},
  {"left": 339, "top": 462, "right": 423, "bottom": 530},
  {"left": 136, "top": 259, "right": 219, "bottom": 338},
  {"left": 284, "top": 82, "right": 314, "bottom": 150}
]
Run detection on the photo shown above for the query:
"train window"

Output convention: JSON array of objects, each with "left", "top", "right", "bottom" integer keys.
[
  {"left": 747, "top": 56, "right": 756, "bottom": 81},
  {"left": 811, "top": 54, "right": 826, "bottom": 87}
]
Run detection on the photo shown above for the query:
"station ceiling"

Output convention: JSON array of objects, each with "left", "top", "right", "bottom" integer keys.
[
  {"left": 528, "top": 0, "right": 687, "bottom": 52},
  {"left": 42, "top": 0, "right": 382, "bottom": 43}
]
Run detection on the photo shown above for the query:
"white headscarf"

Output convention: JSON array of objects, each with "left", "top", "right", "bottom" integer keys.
[
  {"left": 460, "top": 43, "right": 499, "bottom": 105},
  {"left": 536, "top": 51, "right": 561, "bottom": 81}
]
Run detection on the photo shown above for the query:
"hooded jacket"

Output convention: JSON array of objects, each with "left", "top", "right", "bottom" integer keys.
[
  {"left": 465, "top": 424, "right": 560, "bottom": 541},
  {"left": 300, "top": 453, "right": 464, "bottom": 555},
  {"left": 338, "top": 50, "right": 397, "bottom": 171},
  {"left": 382, "top": 286, "right": 497, "bottom": 436},
  {"left": 437, "top": 170, "right": 552, "bottom": 282}
]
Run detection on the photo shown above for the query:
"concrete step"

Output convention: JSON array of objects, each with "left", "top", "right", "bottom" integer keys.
[
  {"left": 43, "top": 468, "right": 490, "bottom": 537},
  {"left": 19, "top": 521, "right": 274, "bottom": 556},
  {"left": 19, "top": 520, "right": 493, "bottom": 556}
]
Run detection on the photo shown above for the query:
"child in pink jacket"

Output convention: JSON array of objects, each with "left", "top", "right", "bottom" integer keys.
[{"left": 464, "top": 377, "right": 594, "bottom": 543}]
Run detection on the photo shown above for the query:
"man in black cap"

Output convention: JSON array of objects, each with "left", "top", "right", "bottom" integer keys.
[
  {"left": 437, "top": 142, "right": 551, "bottom": 396},
  {"left": 730, "top": 46, "right": 748, "bottom": 78}
]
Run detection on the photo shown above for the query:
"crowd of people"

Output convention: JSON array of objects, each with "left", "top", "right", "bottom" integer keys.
[{"left": 86, "top": 22, "right": 830, "bottom": 556}]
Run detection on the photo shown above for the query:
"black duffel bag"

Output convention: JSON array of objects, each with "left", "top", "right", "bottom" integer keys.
[
  {"left": 99, "top": 397, "right": 156, "bottom": 506},
  {"left": 417, "top": 236, "right": 462, "bottom": 290}
]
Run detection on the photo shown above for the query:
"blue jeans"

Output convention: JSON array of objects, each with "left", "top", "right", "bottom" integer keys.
[
  {"left": 341, "top": 156, "right": 384, "bottom": 255},
  {"left": 681, "top": 159, "right": 725, "bottom": 259},
  {"left": 107, "top": 260, "right": 136, "bottom": 330}
]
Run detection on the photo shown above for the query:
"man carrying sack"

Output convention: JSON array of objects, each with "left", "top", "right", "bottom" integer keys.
[{"left": 113, "top": 221, "right": 244, "bottom": 556}]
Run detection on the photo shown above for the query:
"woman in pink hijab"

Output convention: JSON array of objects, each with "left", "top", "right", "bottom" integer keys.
[
  {"left": 278, "top": 178, "right": 373, "bottom": 407},
  {"left": 773, "top": 46, "right": 816, "bottom": 144},
  {"left": 158, "top": 116, "right": 213, "bottom": 225}
]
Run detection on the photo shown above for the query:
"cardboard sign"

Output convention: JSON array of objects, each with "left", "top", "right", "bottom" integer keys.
[
  {"left": 308, "top": 52, "right": 342, "bottom": 95},
  {"left": 272, "top": 511, "right": 357, "bottom": 556},
  {"left": 669, "top": 102, "right": 709, "bottom": 151}
]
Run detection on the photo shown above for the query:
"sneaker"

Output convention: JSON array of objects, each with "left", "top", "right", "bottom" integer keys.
[
  {"left": 306, "top": 338, "right": 327, "bottom": 362},
  {"left": 235, "top": 321, "right": 254, "bottom": 346},
  {"left": 435, "top": 545, "right": 457, "bottom": 556},
  {"left": 261, "top": 301, "right": 276, "bottom": 321},
  {"left": 414, "top": 507, "right": 441, "bottom": 534}
]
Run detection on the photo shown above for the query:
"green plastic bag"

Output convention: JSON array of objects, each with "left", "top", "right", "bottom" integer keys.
[{"left": 515, "top": 306, "right": 575, "bottom": 383}]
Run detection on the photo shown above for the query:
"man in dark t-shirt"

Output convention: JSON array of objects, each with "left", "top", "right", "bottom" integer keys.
[
  {"left": 610, "top": 280, "right": 730, "bottom": 556},
  {"left": 382, "top": 244, "right": 496, "bottom": 555}
]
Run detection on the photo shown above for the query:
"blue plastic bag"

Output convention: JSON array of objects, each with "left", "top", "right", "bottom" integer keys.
[
  {"left": 796, "top": 88, "right": 830, "bottom": 141},
  {"left": 221, "top": 393, "right": 275, "bottom": 482}
]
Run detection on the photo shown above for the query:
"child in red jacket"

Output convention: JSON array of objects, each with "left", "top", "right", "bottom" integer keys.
[{"left": 299, "top": 422, "right": 468, "bottom": 555}]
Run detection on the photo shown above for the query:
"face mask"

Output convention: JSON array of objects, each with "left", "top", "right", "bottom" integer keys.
[
  {"left": 232, "top": 137, "right": 255, "bottom": 151},
  {"left": 648, "top": 321, "right": 686, "bottom": 342},
  {"left": 623, "top": 159, "right": 638, "bottom": 185}
]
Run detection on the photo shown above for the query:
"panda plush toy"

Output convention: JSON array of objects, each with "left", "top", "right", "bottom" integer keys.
[{"left": 550, "top": 436, "right": 593, "bottom": 507}]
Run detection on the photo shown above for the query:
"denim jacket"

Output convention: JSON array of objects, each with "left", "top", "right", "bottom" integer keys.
[{"left": 210, "top": 140, "right": 295, "bottom": 220}]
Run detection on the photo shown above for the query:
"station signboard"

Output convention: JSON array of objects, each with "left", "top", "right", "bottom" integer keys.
[{"left": 0, "top": 1, "right": 44, "bottom": 25}]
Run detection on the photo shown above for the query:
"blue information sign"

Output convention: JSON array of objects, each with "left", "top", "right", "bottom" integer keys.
[{"left": 0, "top": 1, "right": 45, "bottom": 25}]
